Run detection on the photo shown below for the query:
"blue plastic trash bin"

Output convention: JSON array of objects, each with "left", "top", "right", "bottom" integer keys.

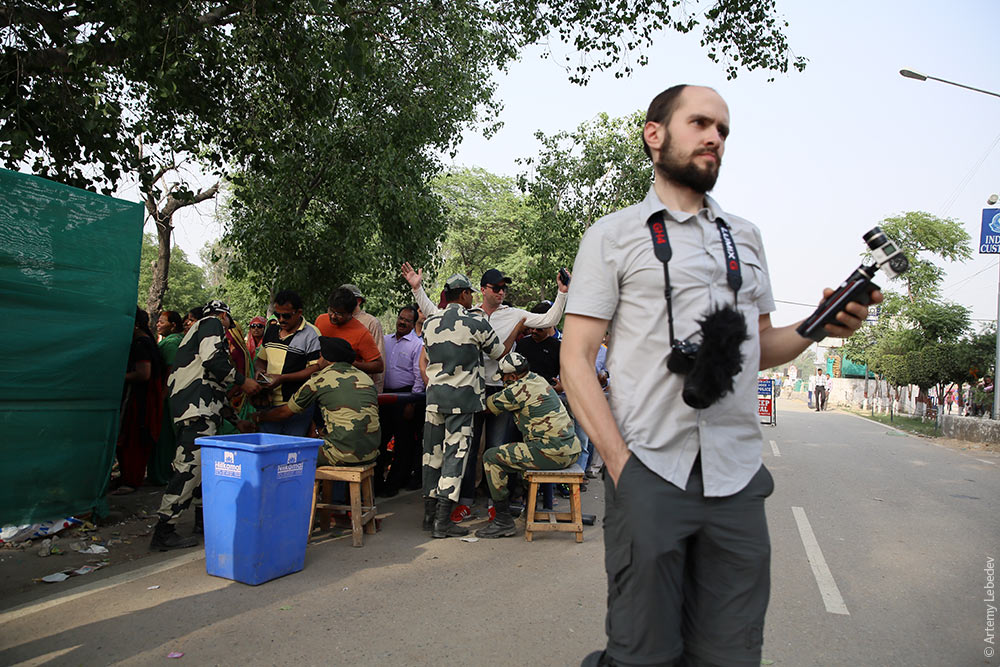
[{"left": 197, "top": 433, "right": 321, "bottom": 585}]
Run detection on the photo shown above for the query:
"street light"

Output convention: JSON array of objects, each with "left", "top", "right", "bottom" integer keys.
[
  {"left": 900, "top": 67, "right": 1000, "bottom": 420},
  {"left": 899, "top": 68, "right": 1000, "bottom": 98}
]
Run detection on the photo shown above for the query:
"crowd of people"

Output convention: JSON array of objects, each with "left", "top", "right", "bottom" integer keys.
[{"left": 116, "top": 274, "right": 606, "bottom": 549}]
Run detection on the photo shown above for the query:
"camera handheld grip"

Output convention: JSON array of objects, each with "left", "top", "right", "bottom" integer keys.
[{"left": 795, "top": 274, "right": 879, "bottom": 342}]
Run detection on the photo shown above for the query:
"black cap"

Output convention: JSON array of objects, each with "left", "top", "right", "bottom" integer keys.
[
  {"left": 319, "top": 337, "right": 356, "bottom": 364},
  {"left": 481, "top": 268, "right": 512, "bottom": 287}
]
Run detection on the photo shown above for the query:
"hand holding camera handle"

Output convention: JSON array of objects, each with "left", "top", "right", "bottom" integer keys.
[{"left": 796, "top": 265, "right": 879, "bottom": 342}]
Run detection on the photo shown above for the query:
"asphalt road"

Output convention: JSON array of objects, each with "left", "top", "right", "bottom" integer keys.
[{"left": 1, "top": 400, "right": 997, "bottom": 666}]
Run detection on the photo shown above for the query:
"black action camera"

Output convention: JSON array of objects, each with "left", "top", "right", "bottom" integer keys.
[{"left": 796, "top": 226, "right": 909, "bottom": 342}]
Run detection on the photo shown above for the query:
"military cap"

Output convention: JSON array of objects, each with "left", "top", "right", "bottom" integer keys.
[
  {"left": 494, "top": 351, "right": 530, "bottom": 381},
  {"left": 444, "top": 273, "right": 478, "bottom": 292},
  {"left": 340, "top": 284, "right": 364, "bottom": 300},
  {"left": 203, "top": 299, "right": 231, "bottom": 315},
  {"left": 320, "top": 336, "right": 357, "bottom": 364}
]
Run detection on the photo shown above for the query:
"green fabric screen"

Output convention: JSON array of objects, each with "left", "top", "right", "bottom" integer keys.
[{"left": 0, "top": 168, "right": 143, "bottom": 526}]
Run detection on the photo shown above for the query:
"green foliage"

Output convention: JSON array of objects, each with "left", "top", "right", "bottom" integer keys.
[
  {"left": 2, "top": 1, "right": 806, "bottom": 196},
  {"left": 137, "top": 234, "right": 210, "bottom": 314},
  {"left": 876, "top": 211, "right": 972, "bottom": 300},
  {"left": 842, "top": 210, "right": 978, "bottom": 401},
  {"left": 432, "top": 167, "right": 541, "bottom": 307},
  {"left": 517, "top": 111, "right": 652, "bottom": 291},
  {"left": 199, "top": 239, "right": 269, "bottom": 326}
]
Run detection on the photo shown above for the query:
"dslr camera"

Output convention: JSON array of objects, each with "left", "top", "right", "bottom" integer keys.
[
  {"left": 796, "top": 226, "right": 909, "bottom": 342},
  {"left": 667, "top": 305, "right": 748, "bottom": 410}
]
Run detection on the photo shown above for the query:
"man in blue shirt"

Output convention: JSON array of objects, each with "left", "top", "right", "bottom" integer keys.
[{"left": 376, "top": 305, "right": 426, "bottom": 495}]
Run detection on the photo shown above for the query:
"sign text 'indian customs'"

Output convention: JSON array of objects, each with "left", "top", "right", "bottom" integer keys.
[{"left": 981, "top": 208, "right": 1000, "bottom": 254}]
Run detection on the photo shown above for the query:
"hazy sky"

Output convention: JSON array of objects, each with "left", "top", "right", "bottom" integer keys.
[{"left": 161, "top": 0, "right": 1000, "bottom": 327}]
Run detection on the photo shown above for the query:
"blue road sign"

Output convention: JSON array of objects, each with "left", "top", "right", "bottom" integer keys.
[{"left": 981, "top": 208, "right": 1000, "bottom": 254}]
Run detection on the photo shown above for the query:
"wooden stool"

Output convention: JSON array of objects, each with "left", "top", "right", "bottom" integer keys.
[
  {"left": 309, "top": 463, "right": 377, "bottom": 547},
  {"left": 524, "top": 463, "right": 585, "bottom": 543}
]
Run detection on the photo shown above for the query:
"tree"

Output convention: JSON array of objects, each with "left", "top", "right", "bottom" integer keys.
[
  {"left": 136, "top": 234, "right": 210, "bottom": 314},
  {"left": 4, "top": 1, "right": 808, "bottom": 317},
  {"left": 517, "top": 110, "right": 652, "bottom": 293},
  {"left": 430, "top": 167, "right": 541, "bottom": 306},
  {"left": 876, "top": 211, "right": 972, "bottom": 301}
]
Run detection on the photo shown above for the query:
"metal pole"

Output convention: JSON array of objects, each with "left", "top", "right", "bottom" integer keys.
[{"left": 994, "top": 261, "right": 1000, "bottom": 419}]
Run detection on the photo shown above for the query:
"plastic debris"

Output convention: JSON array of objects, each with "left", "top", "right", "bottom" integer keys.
[
  {"left": 279, "top": 605, "right": 292, "bottom": 611},
  {"left": 147, "top": 585, "right": 160, "bottom": 590},
  {"left": 77, "top": 544, "right": 108, "bottom": 555},
  {"left": 460, "top": 537, "right": 479, "bottom": 543},
  {"left": 39, "top": 572, "right": 69, "bottom": 583},
  {"left": 1, "top": 518, "right": 82, "bottom": 544},
  {"left": 167, "top": 652, "right": 184, "bottom": 659}
]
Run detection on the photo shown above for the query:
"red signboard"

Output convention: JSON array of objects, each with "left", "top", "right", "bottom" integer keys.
[{"left": 758, "top": 397, "right": 772, "bottom": 417}]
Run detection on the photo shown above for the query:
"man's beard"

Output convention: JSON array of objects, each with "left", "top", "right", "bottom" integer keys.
[{"left": 655, "top": 132, "right": 721, "bottom": 194}]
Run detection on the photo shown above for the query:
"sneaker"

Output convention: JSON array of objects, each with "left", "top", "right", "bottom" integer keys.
[
  {"left": 488, "top": 505, "right": 496, "bottom": 522},
  {"left": 450, "top": 504, "right": 473, "bottom": 522}
]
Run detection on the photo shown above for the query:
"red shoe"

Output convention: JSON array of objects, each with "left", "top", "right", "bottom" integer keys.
[{"left": 450, "top": 504, "right": 472, "bottom": 522}]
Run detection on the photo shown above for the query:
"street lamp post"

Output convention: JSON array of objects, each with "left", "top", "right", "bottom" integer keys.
[{"left": 899, "top": 68, "right": 1000, "bottom": 420}]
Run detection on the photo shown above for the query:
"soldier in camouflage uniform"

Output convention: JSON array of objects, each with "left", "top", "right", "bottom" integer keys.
[
  {"left": 421, "top": 273, "right": 521, "bottom": 538},
  {"left": 254, "top": 337, "right": 380, "bottom": 466},
  {"left": 151, "top": 300, "right": 261, "bottom": 551},
  {"left": 476, "top": 352, "right": 581, "bottom": 538}
]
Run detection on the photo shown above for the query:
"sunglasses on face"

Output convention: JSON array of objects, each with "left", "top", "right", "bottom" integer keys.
[
  {"left": 485, "top": 284, "right": 507, "bottom": 293},
  {"left": 250, "top": 324, "right": 265, "bottom": 329},
  {"left": 275, "top": 312, "right": 297, "bottom": 320}
]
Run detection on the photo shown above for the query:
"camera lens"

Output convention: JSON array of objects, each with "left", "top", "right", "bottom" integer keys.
[
  {"left": 889, "top": 255, "right": 909, "bottom": 274},
  {"left": 862, "top": 227, "right": 888, "bottom": 250}
]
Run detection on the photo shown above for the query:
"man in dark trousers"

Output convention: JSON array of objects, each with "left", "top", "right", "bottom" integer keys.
[{"left": 562, "top": 85, "right": 879, "bottom": 666}]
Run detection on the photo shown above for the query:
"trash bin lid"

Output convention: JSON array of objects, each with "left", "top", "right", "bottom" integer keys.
[{"left": 196, "top": 433, "right": 322, "bottom": 453}]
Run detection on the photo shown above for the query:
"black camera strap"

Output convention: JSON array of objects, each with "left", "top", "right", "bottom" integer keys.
[{"left": 646, "top": 210, "right": 742, "bottom": 344}]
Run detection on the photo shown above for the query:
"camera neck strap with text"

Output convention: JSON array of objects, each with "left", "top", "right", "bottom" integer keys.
[{"left": 646, "top": 209, "right": 742, "bottom": 345}]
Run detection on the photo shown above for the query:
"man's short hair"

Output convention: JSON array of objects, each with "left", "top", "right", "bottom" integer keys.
[
  {"left": 273, "top": 289, "right": 303, "bottom": 310},
  {"left": 328, "top": 287, "right": 357, "bottom": 313},
  {"left": 530, "top": 301, "right": 551, "bottom": 315},
  {"left": 643, "top": 84, "right": 688, "bottom": 159},
  {"left": 443, "top": 287, "right": 468, "bottom": 303},
  {"left": 399, "top": 304, "right": 418, "bottom": 320}
]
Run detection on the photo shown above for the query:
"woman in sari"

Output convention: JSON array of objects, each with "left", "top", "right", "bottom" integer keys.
[
  {"left": 247, "top": 316, "right": 266, "bottom": 360},
  {"left": 114, "top": 307, "right": 166, "bottom": 494},
  {"left": 147, "top": 310, "right": 184, "bottom": 485}
]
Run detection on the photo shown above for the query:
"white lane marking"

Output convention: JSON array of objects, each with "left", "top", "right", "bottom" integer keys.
[
  {"left": 791, "top": 506, "right": 850, "bottom": 616},
  {"left": 0, "top": 551, "right": 205, "bottom": 625},
  {"left": 976, "top": 458, "right": 996, "bottom": 466},
  {"left": 769, "top": 440, "right": 781, "bottom": 457}
]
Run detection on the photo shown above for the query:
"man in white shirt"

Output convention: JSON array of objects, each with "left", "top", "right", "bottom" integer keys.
[{"left": 561, "top": 84, "right": 878, "bottom": 666}]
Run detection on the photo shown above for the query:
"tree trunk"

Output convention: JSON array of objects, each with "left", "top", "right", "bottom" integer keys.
[
  {"left": 141, "top": 174, "right": 221, "bottom": 322},
  {"left": 146, "top": 214, "right": 171, "bottom": 320}
]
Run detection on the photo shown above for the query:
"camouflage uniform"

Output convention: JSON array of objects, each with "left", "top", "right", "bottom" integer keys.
[
  {"left": 287, "top": 361, "right": 380, "bottom": 466},
  {"left": 157, "top": 316, "right": 244, "bottom": 525},
  {"left": 483, "top": 370, "right": 581, "bottom": 501},
  {"left": 422, "top": 302, "right": 505, "bottom": 502}
]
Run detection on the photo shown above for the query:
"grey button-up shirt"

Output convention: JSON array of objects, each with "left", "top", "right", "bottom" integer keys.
[{"left": 566, "top": 187, "right": 775, "bottom": 496}]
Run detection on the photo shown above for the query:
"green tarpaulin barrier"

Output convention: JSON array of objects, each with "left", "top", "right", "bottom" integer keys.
[{"left": 0, "top": 169, "right": 143, "bottom": 526}]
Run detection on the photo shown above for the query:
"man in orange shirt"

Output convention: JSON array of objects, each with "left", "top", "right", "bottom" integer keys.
[{"left": 314, "top": 287, "right": 384, "bottom": 382}]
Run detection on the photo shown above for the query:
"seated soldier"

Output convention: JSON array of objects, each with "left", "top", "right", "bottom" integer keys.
[
  {"left": 252, "top": 337, "right": 380, "bottom": 466},
  {"left": 476, "top": 352, "right": 581, "bottom": 538}
]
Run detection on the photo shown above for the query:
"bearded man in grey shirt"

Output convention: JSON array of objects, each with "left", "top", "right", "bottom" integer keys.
[{"left": 562, "top": 85, "right": 880, "bottom": 667}]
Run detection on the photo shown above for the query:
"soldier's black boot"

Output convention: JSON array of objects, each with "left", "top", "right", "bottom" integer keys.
[
  {"left": 475, "top": 500, "right": 516, "bottom": 538},
  {"left": 150, "top": 520, "right": 199, "bottom": 552},
  {"left": 193, "top": 507, "right": 204, "bottom": 535},
  {"left": 422, "top": 497, "right": 436, "bottom": 531},
  {"left": 431, "top": 499, "right": 469, "bottom": 538}
]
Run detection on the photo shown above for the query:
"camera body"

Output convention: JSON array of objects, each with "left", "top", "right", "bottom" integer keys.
[
  {"left": 667, "top": 339, "right": 700, "bottom": 374},
  {"left": 796, "top": 226, "right": 909, "bottom": 342}
]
